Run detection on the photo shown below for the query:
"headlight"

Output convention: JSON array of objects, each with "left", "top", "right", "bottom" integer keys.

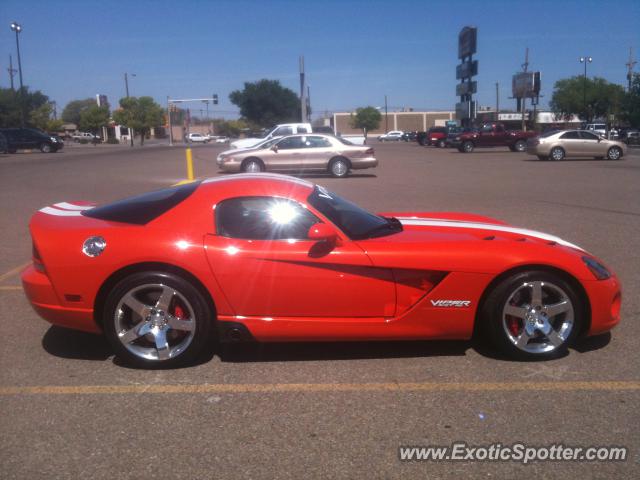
[
  {"left": 582, "top": 256, "right": 611, "bottom": 280},
  {"left": 50, "top": 137, "right": 57, "bottom": 142}
]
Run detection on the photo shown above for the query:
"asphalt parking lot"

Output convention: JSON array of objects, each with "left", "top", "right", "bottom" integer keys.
[{"left": 1, "top": 141, "right": 639, "bottom": 479}]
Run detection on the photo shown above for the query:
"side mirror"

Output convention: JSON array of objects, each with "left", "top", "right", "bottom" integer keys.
[
  {"left": 271, "top": 145, "right": 278, "bottom": 152},
  {"left": 308, "top": 223, "right": 338, "bottom": 242}
]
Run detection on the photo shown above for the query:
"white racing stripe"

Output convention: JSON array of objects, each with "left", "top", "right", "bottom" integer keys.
[
  {"left": 53, "top": 202, "right": 93, "bottom": 211},
  {"left": 397, "top": 217, "right": 584, "bottom": 251},
  {"left": 39, "top": 207, "right": 84, "bottom": 217}
]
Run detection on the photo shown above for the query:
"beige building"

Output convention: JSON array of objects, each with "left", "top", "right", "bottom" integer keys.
[{"left": 333, "top": 111, "right": 456, "bottom": 135}]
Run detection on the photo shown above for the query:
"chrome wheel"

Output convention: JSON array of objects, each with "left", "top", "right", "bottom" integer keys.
[
  {"left": 243, "top": 159, "right": 263, "bottom": 173},
  {"left": 462, "top": 141, "right": 474, "bottom": 153},
  {"left": 40, "top": 143, "right": 51, "bottom": 153},
  {"left": 550, "top": 147, "right": 564, "bottom": 161},
  {"left": 607, "top": 147, "right": 621, "bottom": 160},
  {"left": 502, "top": 281, "right": 574, "bottom": 354},
  {"left": 514, "top": 140, "right": 526, "bottom": 152},
  {"left": 114, "top": 283, "right": 196, "bottom": 361},
  {"left": 330, "top": 158, "right": 349, "bottom": 177}
]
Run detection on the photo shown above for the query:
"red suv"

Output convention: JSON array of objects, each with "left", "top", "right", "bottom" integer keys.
[{"left": 424, "top": 127, "right": 449, "bottom": 148}]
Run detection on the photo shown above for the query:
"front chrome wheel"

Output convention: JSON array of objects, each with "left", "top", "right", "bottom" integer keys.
[
  {"left": 329, "top": 158, "right": 349, "bottom": 177},
  {"left": 607, "top": 147, "right": 621, "bottom": 160},
  {"left": 114, "top": 283, "right": 196, "bottom": 361},
  {"left": 502, "top": 281, "right": 574, "bottom": 354}
]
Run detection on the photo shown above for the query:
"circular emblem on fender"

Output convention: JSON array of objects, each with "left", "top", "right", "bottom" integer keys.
[{"left": 82, "top": 236, "right": 106, "bottom": 257}]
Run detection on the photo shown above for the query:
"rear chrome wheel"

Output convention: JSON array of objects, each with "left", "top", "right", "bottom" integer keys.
[
  {"left": 329, "top": 157, "right": 349, "bottom": 178},
  {"left": 482, "top": 271, "right": 583, "bottom": 360},
  {"left": 104, "top": 272, "right": 212, "bottom": 368}
]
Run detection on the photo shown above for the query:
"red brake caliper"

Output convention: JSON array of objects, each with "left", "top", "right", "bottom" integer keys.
[
  {"left": 507, "top": 315, "right": 520, "bottom": 336},
  {"left": 173, "top": 305, "right": 186, "bottom": 319}
]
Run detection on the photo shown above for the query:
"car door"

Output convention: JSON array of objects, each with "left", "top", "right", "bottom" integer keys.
[
  {"left": 204, "top": 196, "right": 396, "bottom": 318},
  {"left": 559, "top": 131, "right": 582, "bottom": 157},
  {"left": 477, "top": 124, "right": 495, "bottom": 146},
  {"left": 301, "top": 135, "right": 334, "bottom": 169},
  {"left": 579, "top": 131, "right": 607, "bottom": 156},
  {"left": 269, "top": 136, "right": 306, "bottom": 170}
]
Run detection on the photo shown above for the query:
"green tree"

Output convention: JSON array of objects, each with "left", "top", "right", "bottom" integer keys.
[
  {"left": 112, "top": 96, "right": 165, "bottom": 146},
  {"left": 29, "top": 103, "right": 54, "bottom": 131},
  {"left": 550, "top": 76, "right": 625, "bottom": 123},
  {"left": 79, "top": 105, "right": 110, "bottom": 134},
  {"left": 229, "top": 79, "right": 300, "bottom": 127},
  {"left": 213, "top": 119, "right": 248, "bottom": 137},
  {"left": 0, "top": 87, "right": 50, "bottom": 128},
  {"left": 620, "top": 73, "right": 640, "bottom": 128},
  {"left": 61, "top": 98, "right": 97, "bottom": 125},
  {"left": 350, "top": 106, "right": 382, "bottom": 141}
]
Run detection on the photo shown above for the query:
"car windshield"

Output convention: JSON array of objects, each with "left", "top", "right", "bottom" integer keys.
[
  {"left": 307, "top": 185, "right": 402, "bottom": 240},
  {"left": 255, "top": 137, "right": 281, "bottom": 149}
]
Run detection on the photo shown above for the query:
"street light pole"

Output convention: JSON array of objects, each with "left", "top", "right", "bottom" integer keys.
[
  {"left": 10, "top": 21, "right": 23, "bottom": 91},
  {"left": 579, "top": 56, "right": 592, "bottom": 122},
  {"left": 124, "top": 72, "right": 136, "bottom": 98}
]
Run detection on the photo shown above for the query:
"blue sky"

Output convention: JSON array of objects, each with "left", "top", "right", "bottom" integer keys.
[{"left": 1, "top": 0, "right": 638, "bottom": 118}]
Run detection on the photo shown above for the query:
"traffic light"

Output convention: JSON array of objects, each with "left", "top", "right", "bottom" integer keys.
[{"left": 213, "top": 94, "right": 218, "bottom": 105}]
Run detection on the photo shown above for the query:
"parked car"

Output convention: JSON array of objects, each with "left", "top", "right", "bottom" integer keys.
[
  {"left": 401, "top": 131, "right": 418, "bottom": 142},
  {"left": 22, "top": 174, "right": 621, "bottom": 367},
  {"left": 187, "top": 133, "right": 209, "bottom": 143},
  {"left": 0, "top": 128, "right": 63, "bottom": 153},
  {"left": 72, "top": 132, "right": 100, "bottom": 143},
  {"left": 452, "top": 123, "right": 537, "bottom": 153},
  {"left": 620, "top": 130, "right": 639, "bottom": 146},
  {"left": 527, "top": 130, "right": 627, "bottom": 161},
  {"left": 377, "top": 130, "right": 404, "bottom": 142},
  {"left": 230, "top": 123, "right": 312, "bottom": 150},
  {"left": 424, "top": 127, "right": 449, "bottom": 147},
  {"left": 217, "top": 133, "right": 377, "bottom": 177},
  {"left": 206, "top": 135, "right": 229, "bottom": 144}
]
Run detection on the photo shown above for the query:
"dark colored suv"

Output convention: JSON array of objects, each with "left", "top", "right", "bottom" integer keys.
[{"left": 0, "top": 128, "right": 63, "bottom": 153}]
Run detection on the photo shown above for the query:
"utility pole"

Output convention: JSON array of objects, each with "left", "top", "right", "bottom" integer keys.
[
  {"left": 299, "top": 56, "right": 307, "bottom": 123},
  {"left": 626, "top": 47, "right": 637, "bottom": 92},
  {"left": 124, "top": 73, "right": 130, "bottom": 97},
  {"left": 495, "top": 82, "right": 499, "bottom": 119},
  {"left": 7, "top": 55, "right": 17, "bottom": 90},
  {"left": 306, "top": 85, "right": 311, "bottom": 122},
  {"left": 384, "top": 95, "right": 388, "bottom": 133}
]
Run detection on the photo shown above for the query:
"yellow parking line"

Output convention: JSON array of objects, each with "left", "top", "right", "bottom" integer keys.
[
  {"left": 0, "top": 262, "right": 30, "bottom": 282},
  {"left": 0, "top": 286, "right": 22, "bottom": 291},
  {"left": 0, "top": 381, "right": 638, "bottom": 396}
]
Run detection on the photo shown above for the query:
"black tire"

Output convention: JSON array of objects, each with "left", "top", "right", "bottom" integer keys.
[
  {"left": 550, "top": 147, "right": 565, "bottom": 161},
  {"left": 462, "top": 141, "right": 474, "bottom": 153},
  {"left": 40, "top": 143, "right": 52, "bottom": 153},
  {"left": 241, "top": 157, "right": 264, "bottom": 173},
  {"left": 103, "top": 271, "right": 213, "bottom": 368},
  {"left": 606, "top": 147, "right": 622, "bottom": 160},
  {"left": 438, "top": 139, "right": 446, "bottom": 148},
  {"left": 480, "top": 270, "right": 583, "bottom": 361},
  {"left": 328, "top": 157, "right": 350, "bottom": 177},
  {"left": 514, "top": 140, "right": 526, "bottom": 152}
]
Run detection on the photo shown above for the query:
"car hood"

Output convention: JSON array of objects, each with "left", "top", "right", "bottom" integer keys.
[{"left": 358, "top": 212, "right": 589, "bottom": 277}]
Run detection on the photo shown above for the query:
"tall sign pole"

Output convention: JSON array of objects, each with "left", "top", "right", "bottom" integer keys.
[
  {"left": 299, "top": 56, "right": 307, "bottom": 123},
  {"left": 455, "top": 26, "right": 478, "bottom": 128}
]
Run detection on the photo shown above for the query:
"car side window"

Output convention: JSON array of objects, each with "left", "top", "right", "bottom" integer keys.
[
  {"left": 580, "top": 131, "right": 599, "bottom": 141},
  {"left": 560, "top": 131, "right": 580, "bottom": 139},
  {"left": 277, "top": 137, "right": 306, "bottom": 150},
  {"left": 297, "top": 126, "right": 310, "bottom": 133},
  {"left": 216, "top": 197, "right": 320, "bottom": 240},
  {"left": 304, "top": 136, "right": 332, "bottom": 148}
]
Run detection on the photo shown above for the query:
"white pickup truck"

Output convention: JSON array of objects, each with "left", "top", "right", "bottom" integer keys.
[
  {"left": 230, "top": 123, "right": 312, "bottom": 149},
  {"left": 72, "top": 132, "right": 100, "bottom": 142}
]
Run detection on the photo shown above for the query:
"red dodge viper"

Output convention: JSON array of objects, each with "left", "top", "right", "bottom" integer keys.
[{"left": 22, "top": 174, "right": 621, "bottom": 367}]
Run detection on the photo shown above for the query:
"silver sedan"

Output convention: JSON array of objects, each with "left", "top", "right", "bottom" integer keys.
[
  {"left": 216, "top": 134, "right": 377, "bottom": 177},
  {"left": 527, "top": 130, "right": 627, "bottom": 161}
]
